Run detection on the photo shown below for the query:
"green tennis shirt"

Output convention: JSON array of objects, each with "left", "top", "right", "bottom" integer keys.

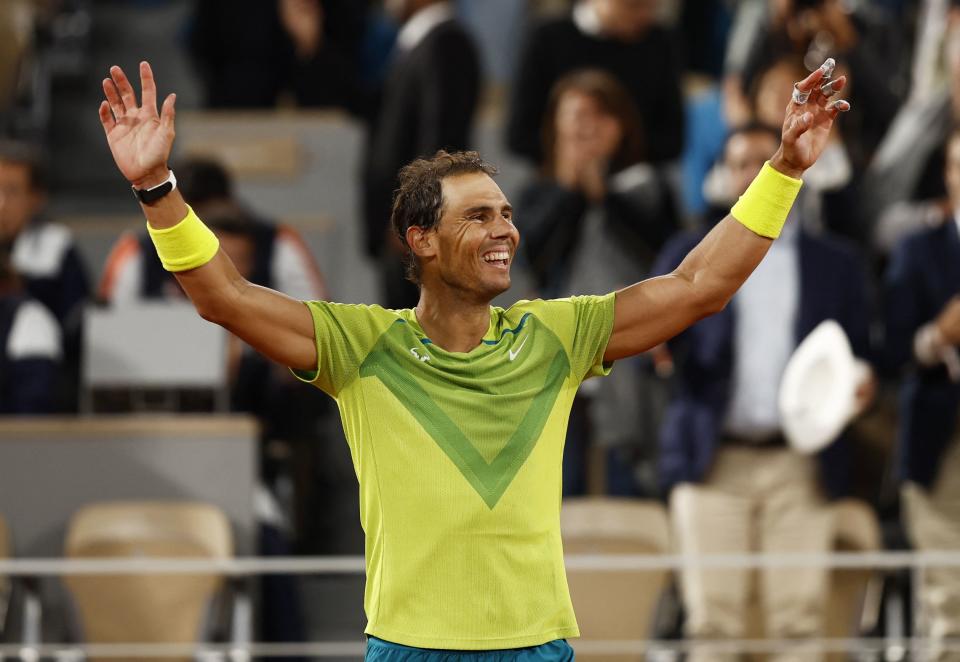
[{"left": 293, "top": 294, "right": 617, "bottom": 650}]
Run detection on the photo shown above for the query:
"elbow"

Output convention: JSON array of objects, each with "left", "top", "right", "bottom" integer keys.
[{"left": 673, "top": 265, "right": 732, "bottom": 319}]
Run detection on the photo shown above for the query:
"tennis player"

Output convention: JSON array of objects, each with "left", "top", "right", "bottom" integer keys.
[{"left": 98, "top": 59, "right": 848, "bottom": 661}]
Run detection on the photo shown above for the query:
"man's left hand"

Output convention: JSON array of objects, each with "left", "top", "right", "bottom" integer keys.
[{"left": 770, "top": 58, "right": 850, "bottom": 179}]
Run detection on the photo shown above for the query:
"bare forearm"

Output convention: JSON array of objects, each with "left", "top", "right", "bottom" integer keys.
[{"left": 675, "top": 215, "right": 772, "bottom": 314}]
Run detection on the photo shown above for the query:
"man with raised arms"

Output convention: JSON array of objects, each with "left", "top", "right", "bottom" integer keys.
[{"left": 97, "top": 59, "right": 848, "bottom": 661}]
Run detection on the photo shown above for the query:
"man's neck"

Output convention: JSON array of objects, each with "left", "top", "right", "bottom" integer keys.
[{"left": 415, "top": 287, "right": 491, "bottom": 353}]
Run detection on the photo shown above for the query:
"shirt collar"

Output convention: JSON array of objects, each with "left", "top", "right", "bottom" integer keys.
[
  {"left": 397, "top": 2, "right": 455, "bottom": 52},
  {"left": 573, "top": 1, "right": 603, "bottom": 37}
]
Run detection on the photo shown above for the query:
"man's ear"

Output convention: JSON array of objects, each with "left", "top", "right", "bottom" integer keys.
[{"left": 406, "top": 225, "right": 437, "bottom": 259}]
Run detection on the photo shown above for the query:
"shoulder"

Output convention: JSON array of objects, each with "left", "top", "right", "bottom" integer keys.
[
  {"left": 7, "top": 300, "right": 61, "bottom": 360},
  {"left": 527, "top": 16, "right": 578, "bottom": 41},
  {"left": 304, "top": 300, "right": 403, "bottom": 330},
  {"left": 507, "top": 293, "right": 615, "bottom": 322},
  {"left": 889, "top": 223, "right": 947, "bottom": 265}
]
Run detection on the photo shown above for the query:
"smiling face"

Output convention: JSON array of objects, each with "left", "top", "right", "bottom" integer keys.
[
  {"left": 555, "top": 89, "right": 624, "bottom": 161},
  {"left": 410, "top": 172, "right": 519, "bottom": 304}
]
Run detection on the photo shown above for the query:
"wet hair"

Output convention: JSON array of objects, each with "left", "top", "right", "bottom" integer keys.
[
  {"left": 391, "top": 150, "right": 498, "bottom": 285},
  {"left": 540, "top": 68, "right": 645, "bottom": 176},
  {"left": 0, "top": 140, "right": 48, "bottom": 192},
  {"left": 175, "top": 157, "right": 233, "bottom": 206}
]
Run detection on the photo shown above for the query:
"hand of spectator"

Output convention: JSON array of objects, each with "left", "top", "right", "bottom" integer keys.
[
  {"left": 770, "top": 59, "right": 850, "bottom": 179},
  {"left": 935, "top": 296, "right": 960, "bottom": 346},
  {"left": 280, "top": 0, "right": 324, "bottom": 60},
  {"left": 852, "top": 362, "right": 877, "bottom": 416},
  {"left": 98, "top": 62, "right": 176, "bottom": 190}
]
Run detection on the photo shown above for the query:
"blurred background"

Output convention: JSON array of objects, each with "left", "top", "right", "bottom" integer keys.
[{"left": 1, "top": 0, "right": 960, "bottom": 659}]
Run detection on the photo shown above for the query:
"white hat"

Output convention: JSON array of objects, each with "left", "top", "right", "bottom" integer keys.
[{"left": 778, "top": 320, "right": 868, "bottom": 454}]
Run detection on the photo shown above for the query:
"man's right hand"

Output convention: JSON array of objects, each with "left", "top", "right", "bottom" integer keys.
[
  {"left": 936, "top": 296, "right": 960, "bottom": 345},
  {"left": 99, "top": 62, "right": 177, "bottom": 190}
]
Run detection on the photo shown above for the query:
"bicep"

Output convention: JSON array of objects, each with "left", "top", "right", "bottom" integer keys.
[
  {"left": 604, "top": 272, "right": 705, "bottom": 361},
  {"left": 174, "top": 252, "right": 318, "bottom": 372}
]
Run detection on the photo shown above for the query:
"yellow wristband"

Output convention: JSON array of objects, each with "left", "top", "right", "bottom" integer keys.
[
  {"left": 146, "top": 205, "right": 220, "bottom": 272},
  {"left": 730, "top": 161, "right": 803, "bottom": 239}
]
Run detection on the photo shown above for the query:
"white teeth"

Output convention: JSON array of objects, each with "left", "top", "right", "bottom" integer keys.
[{"left": 483, "top": 251, "right": 509, "bottom": 262}]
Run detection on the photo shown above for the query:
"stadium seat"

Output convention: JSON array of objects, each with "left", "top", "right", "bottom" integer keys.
[
  {"left": 63, "top": 501, "right": 233, "bottom": 662},
  {"left": 561, "top": 497, "right": 672, "bottom": 662},
  {"left": 81, "top": 303, "right": 229, "bottom": 412}
]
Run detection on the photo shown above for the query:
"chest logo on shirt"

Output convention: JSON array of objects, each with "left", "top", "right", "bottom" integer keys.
[
  {"left": 359, "top": 319, "right": 570, "bottom": 509},
  {"left": 508, "top": 336, "right": 528, "bottom": 361}
]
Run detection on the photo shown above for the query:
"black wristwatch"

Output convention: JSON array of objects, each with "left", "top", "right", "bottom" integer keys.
[{"left": 131, "top": 170, "right": 177, "bottom": 204}]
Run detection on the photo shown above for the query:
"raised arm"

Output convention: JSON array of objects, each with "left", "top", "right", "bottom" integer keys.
[
  {"left": 99, "top": 62, "right": 317, "bottom": 371},
  {"left": 604, "top": 61, "right": 850, "bottom": 362}
]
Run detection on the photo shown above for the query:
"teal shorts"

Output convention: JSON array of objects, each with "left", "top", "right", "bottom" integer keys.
[{"left": 364, "top": 636, "right": 575, "bottom": 662}]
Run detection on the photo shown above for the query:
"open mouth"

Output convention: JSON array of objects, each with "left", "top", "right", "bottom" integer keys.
[{"left": 482, "top": 251, "right": 510, "bottom": 269}]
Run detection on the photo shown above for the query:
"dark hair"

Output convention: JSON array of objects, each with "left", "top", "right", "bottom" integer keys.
[
  {"left": 391, "top": 150, "right": 498, "bottom": 284},
  {"left": 540, "top": 69, "right": 645, "bottom": 177},
  {"left": 175, "top": 157, "right": 233, "bottom": 206},
  {"left": 0, "top": 140, "right": 48, "bottom": 192},
  {"left": 724, "top": 121, "right": 782, "bottom": 152}
]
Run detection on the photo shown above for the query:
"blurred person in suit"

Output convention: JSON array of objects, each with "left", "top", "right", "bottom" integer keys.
[
  {"left": 0, "top": 240, "right": 61, "bottom": 414},
  {"left": 507, "top": 0, "right": 684, "bottom": 167},
  {"left": 652, "top": 122, "right": 875, "bottom": 662},
  {"left": 0, "top": 140, "right": 89, "bottom": 411},
  {"left": 516, "top": 69, "right": 677, "bottom": 495},
  {"left": 362, "top": 0, "right": 481, "bottom": 309},
  {"left": 885, "top": 126, "right": 960, "bottom": 662}
]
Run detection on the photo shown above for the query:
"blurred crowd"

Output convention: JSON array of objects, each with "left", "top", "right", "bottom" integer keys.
[{"left": 2, "top": 0, "right": 960, "bottom": 656}]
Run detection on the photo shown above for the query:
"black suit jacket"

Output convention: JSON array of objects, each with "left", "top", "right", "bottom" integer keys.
[
  {"left": 885, "top": 221, "right": 960, "bottom": 488},
  {"left": 362, "top": 19, "right": 481, "bottom": 257}
]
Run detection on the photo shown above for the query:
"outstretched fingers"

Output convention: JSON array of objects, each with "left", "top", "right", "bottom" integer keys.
[
  {"left": 139, "top": 61, "right": 158, "bottom": 116},
  {"left": 110, "top": 66, "right": 139, "bottom": 115},
  {"left": 160, "top": 93, "right": 177, "bottom": 131},
  {"left": 98, "top": 100, "right": 116, "bottom": 133},
  {"left": 102, "top": 77, "right": 125, "bottom": 119}
]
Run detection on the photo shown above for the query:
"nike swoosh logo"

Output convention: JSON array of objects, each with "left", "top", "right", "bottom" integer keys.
[{"left": 508, "top": 337, "right": 528, "bottom": 362}]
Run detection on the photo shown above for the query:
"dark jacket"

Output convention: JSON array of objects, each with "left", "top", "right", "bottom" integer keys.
[
  {"left": 507, "top": 16, "right": 684, "bottom": 165},
  {"left": 652, "top": 227, "right": 871, "bottom": 499},
  {"left": 362, "top": 18, "right": 481, "bottom": 258},
  {"left": 884, "top": 221, "right": 960, "bottom": 488},
  {"left": 0, "top": 295, "right": 58, "bottom": 414},
  {"left": 517, "top": 177, "right": 677, "bottom": 296}
]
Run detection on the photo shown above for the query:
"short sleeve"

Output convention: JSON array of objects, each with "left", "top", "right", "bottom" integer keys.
[
  {"left": 290, "top": 301, "right": 395, "bottom": 397},
  {"left": 532, "top": 293, "right": 617, "bottom": 382}
]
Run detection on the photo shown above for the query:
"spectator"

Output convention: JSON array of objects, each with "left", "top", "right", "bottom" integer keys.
[
  {"left": 725, "top": 0, "right": 904, "bottom": 166},
  {"left": 744, "top": 55, "right": 861, "bottom": 242},
  {"left": 0, "top": 240, "right": 61, "bottom": 414},
  {"left": 866, "top": 0, "right": 960, "bottom": 254},
  {"left": 507, "top": 0, "right": 684, "bottom": 166},
  {"left": 652, "top": 123, "right": 875, "bottom": 661},
  {"left": 99, "top": 157, "right": 327, "bottom": 305},
  {"left": 0, "top": 140, "right": 89, "bottom": 410},
  {"left": 516, "top": 69, "right": 677, "bottom": 496},
  {"left": 362, "top": 0, "right": 481, "bottom": 309},
  {"left": 189, "top": 0, "right": 367, "bottom": 111},
  {"left": 885, "top": 127, "right": 960, "bottom": 661}
]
